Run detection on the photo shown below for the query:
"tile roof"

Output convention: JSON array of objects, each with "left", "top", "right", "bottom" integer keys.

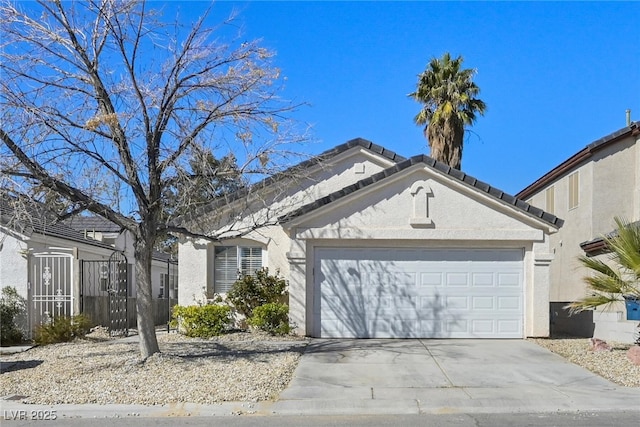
[
  {"left": 64, "top": 215, "right": 123, "bottom": 233},
  {"left": 0, "top": 197, "right": 115, "bottom": 250},
  {"left": 580, "top": 220, "right": 640, "bottom": 256},
  {"left": 279, "top": 154, "right": 563, "bottom": 228},
  {"left": 517, "top": 122, "right": 639, "bottom": 200},
  {"left": 2, "top": 198, "right": 178, "bottom": 262},
  {"left": 176, "top": 137, "right": 405, "bottom": 227}
]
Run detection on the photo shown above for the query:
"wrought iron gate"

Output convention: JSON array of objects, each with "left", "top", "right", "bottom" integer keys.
[
  {"left": 29, "top": 252, "right": 74, "bottom": 334},
  {"left": 107, "top": 251, "right": 129, "bottom": 336},
  {"left": 80, "top": 251, "right": 129, "bottom": 336}
]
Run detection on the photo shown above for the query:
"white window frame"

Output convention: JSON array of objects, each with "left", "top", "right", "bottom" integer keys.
[{"left": 213, "top": 245, "right": 264, "bottom": 294}]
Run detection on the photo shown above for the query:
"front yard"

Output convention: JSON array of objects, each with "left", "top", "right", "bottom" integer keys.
[{"left": 1, "top": 330, "right": 308, "bottom": 405}]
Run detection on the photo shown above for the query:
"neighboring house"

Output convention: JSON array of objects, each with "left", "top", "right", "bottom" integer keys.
[
  {"left": 516, "top": 121, "right": 640, "bottom": 341},
  {"left": 0, "top": 199, "right": 177, "bottom": 336},
  {"left": 178, "top": 138, "right": 561, "bottom": 339}
]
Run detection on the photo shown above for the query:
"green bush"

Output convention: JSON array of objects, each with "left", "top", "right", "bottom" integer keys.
[
  {"left": 227, "top": 268, "right": 287, "bottom": 319},
  {"left": 34, "top": 314, "right": 92, "bottom": 345},
  {"left": 171, "top": 304, "right": 232, "bottom": 338},
  {"left": 248, "top": 302, "right": 291, "bottom": 335},
  {"left": 1, "top": 286, "right": 27, "bottom": 346}
]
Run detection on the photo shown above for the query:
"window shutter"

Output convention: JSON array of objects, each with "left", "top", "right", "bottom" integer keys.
[
  {"left": 214, "top": 246, "right": 238, "bottom": 293},
  {"left": 240, "top": 247, "right": 262, "bottom": 276}
]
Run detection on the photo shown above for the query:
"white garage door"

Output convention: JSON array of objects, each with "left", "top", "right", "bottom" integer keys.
[{"left": 313, "top": 248, "right": 523, "bottom": 339}]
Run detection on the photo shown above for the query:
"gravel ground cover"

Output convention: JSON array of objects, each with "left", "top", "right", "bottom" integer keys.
[
  {"left": 0, "top": 330, "right": 309, "bottom": 405},
  {"left": 529, "top": 337, "right": 640, "bottom": 387},
  {"left": 2, "top": 331, "right": 638, "bottom": 406}
]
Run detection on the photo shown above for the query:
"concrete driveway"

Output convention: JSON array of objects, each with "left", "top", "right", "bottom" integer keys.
[{"left": 273, "top": 339, "right": 640, "bottom": 415}]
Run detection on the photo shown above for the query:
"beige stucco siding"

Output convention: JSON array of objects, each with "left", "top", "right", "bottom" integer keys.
[
  {"left": 591, "top": 137, "right": 637, "bottom": 232},
  {"left": 295, "top": 167, "right": 546, "bottom": 239},
  {"left": 178, "top": 147, "right": 557, "bottom": 339},
  {"left": 527, "top": 134, "right": 639, "bottom": 303},
  {"left": 284, "top": 166, "right": 554, "bottom": 338},
  {"left": 178, "top": 147, "right": 398, "bottom": 303}
]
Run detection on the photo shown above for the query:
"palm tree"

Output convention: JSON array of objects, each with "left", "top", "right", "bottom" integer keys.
[
  {"left": 567, "top": 217, "right": 640, "bottom": 314},
  {"left": 410, "top": 53, "right": 486, "bottom": 170}
]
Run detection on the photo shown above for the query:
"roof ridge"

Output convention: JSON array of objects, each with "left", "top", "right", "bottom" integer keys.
[
  {"left": 280, "top": 152, "right": 562, "bottom": 228},
  {"left": 175, "top": 138, "right": 407, "bottom": 228}
]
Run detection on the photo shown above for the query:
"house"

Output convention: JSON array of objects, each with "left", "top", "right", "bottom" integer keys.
[
  {"left": 177, "top": 138, "right": 561, "bottom": 339},
  {"left": 0, "top": 198, "right": 177, "bottom": 336},
  {"left": 516, "top": 121, "right": 640, "bottom": 341}
]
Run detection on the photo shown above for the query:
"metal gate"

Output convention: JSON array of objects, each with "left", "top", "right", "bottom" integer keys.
[
  {"left": 29, "top": 252, "right": 74, "bottom": 334},
  {"left": 108, "top": 251, "right": 129, "bottom": 336},
  {"left": 80, "top": 251, "right": 129, "bottom": 336}
]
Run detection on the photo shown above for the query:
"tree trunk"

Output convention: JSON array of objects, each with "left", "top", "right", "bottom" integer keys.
[{"left": 134, "top": 238, "right": 160, "bottom": 358}]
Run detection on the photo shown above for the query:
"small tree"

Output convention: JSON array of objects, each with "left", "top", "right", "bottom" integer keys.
[
  {"left": 567, "top": 218, "right": 640, "bottom": 313},
  {"left": 1, "top": 0, "right": 307, "bottom": 358}
]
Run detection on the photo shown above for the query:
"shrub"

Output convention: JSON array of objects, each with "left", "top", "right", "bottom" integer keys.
[
  {"left": 227, "top": 268, "right": 287, "bottom": 319},
  {"left": 34, "top": 314, "right": 92, "bottom": 345},
  {"left": 1, "top": 286, "right": 28, "bottom": 346},
  {"left": 171, "top": 304, "right": 232, "bottom": 338},
  {"left": 248, "top": 302, "right": 291, "bottom": 335}
]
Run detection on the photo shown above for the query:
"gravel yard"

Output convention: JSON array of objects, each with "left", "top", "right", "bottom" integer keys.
[
  {"left": 0, "top": 330, "right": 309, "bottom": 405},
  {"left": 530, "top": 337, "right": 640, "bottom": 387},
  {"left": 2, "top": 332, "right": 638, "bottom": 406}
]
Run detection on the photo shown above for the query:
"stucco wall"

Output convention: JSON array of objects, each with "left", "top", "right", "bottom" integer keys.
[
  {"left": 177, "top": 238, "right": 209, "bottom": 305},
  {"left": 178, "top": 147, "right": 556, "bottom": 338},
  {"left": 284, "top": 166, "right": 555, "bottom": 337},
  {"left": 526, "top": 134, "right": 639, "bottom": 303},
  {"left": 0, "top": 232, "right": 29, "bottom": 297},
  {"left": 177, "top": 147, "right": 396, "bottom": 306}
]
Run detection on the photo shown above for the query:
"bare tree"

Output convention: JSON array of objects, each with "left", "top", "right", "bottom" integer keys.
[{"left": 0, "top": 0, "right": 307, "bottom": 358}]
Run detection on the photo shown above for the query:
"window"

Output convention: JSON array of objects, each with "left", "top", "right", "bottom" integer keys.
[
  {"left": 545, "top": 186, "right": 555, "bottom": 214},
  {"left": 159, "top": 271, "right": 178, "bottom": 298},
  {"left": 568, "top": 172, "right": 579, "bottom": 209},
  {"left": 214, "top": 246, "right": 263, "bottom": 293}
]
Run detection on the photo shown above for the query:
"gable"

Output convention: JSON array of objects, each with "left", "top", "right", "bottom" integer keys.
[
  {"left": 282, "top": 160, "right": 560, "bottom": 241},
  {"left": 179, "top": 138, "right": 404, "bottom": 236}
]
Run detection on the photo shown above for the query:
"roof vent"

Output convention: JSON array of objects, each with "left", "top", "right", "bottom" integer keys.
[{"left": 626, "top": 109, "right": 631, "bottom": 126}]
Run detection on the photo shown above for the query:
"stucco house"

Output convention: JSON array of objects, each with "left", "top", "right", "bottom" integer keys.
[
  {"left": 516, "top": 121, "right": 640, "bottom": 341},
  {"left": 178, "top": 138, "right": 561, "bottom": 339},
  {"left": 0, "top": 199, "right": 177, "bottom": 336}
]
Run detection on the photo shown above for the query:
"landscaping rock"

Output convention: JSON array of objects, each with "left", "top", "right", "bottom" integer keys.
[
  {"left": 627, "top": 345, "right": 640, "bottom": 366},
  {"left": 588, "top": 337, "right": 612, "bottom": 352}
]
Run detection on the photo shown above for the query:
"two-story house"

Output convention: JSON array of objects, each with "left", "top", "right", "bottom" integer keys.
[{"left": 516, "top": 121, "right": 640, "bottom": 341}]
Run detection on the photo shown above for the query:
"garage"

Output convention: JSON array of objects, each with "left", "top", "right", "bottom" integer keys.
[{"left": 313, "top": 247, "right": 524, "bottom": 339}]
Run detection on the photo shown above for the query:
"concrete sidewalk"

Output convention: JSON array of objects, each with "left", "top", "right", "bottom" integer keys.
[{"left": 2, "top": 338, "right": 640, "bottom": 418}]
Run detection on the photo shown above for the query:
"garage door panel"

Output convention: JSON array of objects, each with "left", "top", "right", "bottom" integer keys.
[
  {"left": 497, "top": 273, "right": 521, "bottom": 287},
  {"left": 497, "top": 296, "right": 521, "bottom": 310},
  {"left": 472, "top": 296, "right": 494, "bottom": 310},
  {"left": 421, "top": 272, "right": 443, "bottom": 286},
  {"left": 471, "top": 272, "right": 494, "bottom": 287},
  {"left": 445, "top": 295, "right": 469, "bottom": 309},
  {"left": 314, "top": 248, "right": 523, "bottom": 339},
  {"left": 445, "top": 272, "right": 469, "bottom": 287}
]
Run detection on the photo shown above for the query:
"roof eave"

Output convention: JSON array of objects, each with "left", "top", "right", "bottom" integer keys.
[{"left": 517, "top": 122, "right": 639, "bottom": 200}]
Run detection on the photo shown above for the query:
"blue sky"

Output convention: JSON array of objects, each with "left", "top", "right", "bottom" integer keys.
[{"left": 176, "top": 2, "right": 638, "bottom": 194}]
